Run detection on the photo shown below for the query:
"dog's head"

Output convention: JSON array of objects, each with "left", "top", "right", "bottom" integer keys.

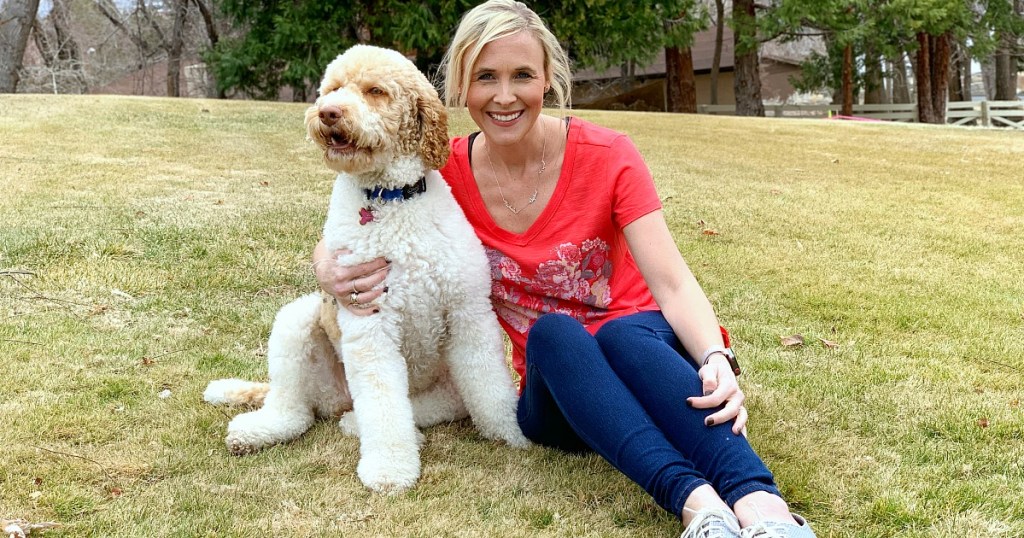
[{"left": 305, "top": 45, "right": 450, "bottom": 177}]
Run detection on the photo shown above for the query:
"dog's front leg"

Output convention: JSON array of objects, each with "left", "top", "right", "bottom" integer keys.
[
  {"left": 341, "top": 324, "right": 420, "bottom": 493},
  {"left": 444, "top": 300, "right": 530, "bottom": 448}
]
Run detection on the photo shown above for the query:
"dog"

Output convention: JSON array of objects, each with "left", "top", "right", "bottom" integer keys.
[{"left": 204, "top": 45, "right": 529, "bottom": 493}]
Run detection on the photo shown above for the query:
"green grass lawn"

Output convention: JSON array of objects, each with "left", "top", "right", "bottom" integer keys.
[{"left": 1, "top": 94, "right": 1022, "bottom": 537}]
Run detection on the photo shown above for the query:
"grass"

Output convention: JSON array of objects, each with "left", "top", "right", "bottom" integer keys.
[{"left": 1, "top": 93, "right": 1022, "bottom": 537}]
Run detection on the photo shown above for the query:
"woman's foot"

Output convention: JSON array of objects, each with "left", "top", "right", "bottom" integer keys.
[
  {"left": 739, "top": 514, "right": 816, "bottom": 537},
  {"left": 680, "top": 507, "right": 741, "bottom": 538}
]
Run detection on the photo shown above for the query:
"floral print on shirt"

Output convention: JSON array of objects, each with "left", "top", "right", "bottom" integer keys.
[{"left": 486, "top": 238, "right": 613, "bottom": 334}]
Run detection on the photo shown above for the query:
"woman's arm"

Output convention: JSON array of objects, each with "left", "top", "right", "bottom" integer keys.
[
  {"left": 623, "top": 210, "right": 747, "bottom": 434},
  {"left": 312, "top": 237, "right": 391, "bottom": 315}
]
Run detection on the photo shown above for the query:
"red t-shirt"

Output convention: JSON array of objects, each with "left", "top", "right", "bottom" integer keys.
[{"left": 441, "top": 117, "right": 662, "bottom": 384}]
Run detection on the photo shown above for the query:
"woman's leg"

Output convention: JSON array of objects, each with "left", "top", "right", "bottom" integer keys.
[
  {"left": 594, "top": 311, "right": 796, "bottom": 526},
  {"left": 517, "top": 313, "right": 712, "bottom": 517}
]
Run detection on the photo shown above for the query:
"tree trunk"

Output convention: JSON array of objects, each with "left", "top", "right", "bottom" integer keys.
[
  {"left": 864, "top": 49, "right": 888, "bottom": 105},
  {"left": 959, "top": 41, "right": 972, "bottom": 102},
  {"left": 732, "top": 0, "right": 763, "bottom": 116},
  {"left": 948, "top": 41, "right": 965, "bottom": 102},
  {"left": 51, "top": 0, "right": 87, "bottom": 93},
  {"left": 981, "top": 57, "right": 996, "bottom": 99},
  {"left": 165, "top": 0, "right": 188, "bottom": 97},
  {"left": 994, "top": 33, "right": 1017, "bottom": 100},
  {"left": 666, "top": 46, "right": 697, "bottom": 113},
  {"left": 710, "top": 0, "right": 724, "bottom": 105},
  {"left": 915, "top": 33, "right": 934, "bottom": 122},
  {"left": 0, "top": 0, "right": 42, "bottom": 92},
  {"left": 915, "top": 31, "right": 950, "bottom": 124},
  {"left": 190, "top": 0, "right": 223, "bottom": 98},
  {"left": 841, "top": 42, "right": 854, "bottom": 115}
]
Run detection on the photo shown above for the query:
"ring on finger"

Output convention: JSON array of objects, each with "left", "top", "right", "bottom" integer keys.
[
  {"left": 348, "top": 291, "right": 359, "bottom": 305},
  {"left": 352, "top": 282, "right": 360, "bottom": 294}
]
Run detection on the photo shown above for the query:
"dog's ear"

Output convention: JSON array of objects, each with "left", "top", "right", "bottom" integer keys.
[{"left": 417, "top": 94, "right": 450, "bottom": 170}]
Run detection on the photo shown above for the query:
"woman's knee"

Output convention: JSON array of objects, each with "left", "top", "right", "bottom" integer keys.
[
  {"left": 525, "top": 313, "right": 590, "bottom": 367},
  {"left": 528, "top": 313, "right": 583, "bottom": 347}
]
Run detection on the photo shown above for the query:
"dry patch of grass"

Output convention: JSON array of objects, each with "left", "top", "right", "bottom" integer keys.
[{"left": 2, "top": 95, "right": 1023, "bottom": 537}]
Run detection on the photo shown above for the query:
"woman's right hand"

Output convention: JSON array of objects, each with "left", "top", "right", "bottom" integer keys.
[{"left": 313, "top": 248, "right": 391, "bottom": 316}]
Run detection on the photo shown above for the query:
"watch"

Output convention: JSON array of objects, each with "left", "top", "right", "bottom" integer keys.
[{"left": 700, "top": 345, "right": 741, "bottom": 377}]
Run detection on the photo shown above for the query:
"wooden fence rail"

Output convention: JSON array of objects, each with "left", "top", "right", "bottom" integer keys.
[{"left": 697, "top": 101, "right": 1024, "bottom": 129}]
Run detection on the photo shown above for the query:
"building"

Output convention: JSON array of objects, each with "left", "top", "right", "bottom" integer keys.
[{"left": 572, "top": 25, "right": 824, "bottom": 111}]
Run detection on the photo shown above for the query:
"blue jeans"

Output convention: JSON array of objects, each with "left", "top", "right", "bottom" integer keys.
[{"left": 517, "top": 312, "right": 780, "bottom": 517}]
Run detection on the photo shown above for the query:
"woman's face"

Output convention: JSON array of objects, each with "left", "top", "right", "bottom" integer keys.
[{"left": 465, "top": 31, "right": 548, "bottom": 148}]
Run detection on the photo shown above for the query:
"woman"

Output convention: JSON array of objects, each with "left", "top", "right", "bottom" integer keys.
[{"left": 313, "top": 1, "right": 816, "bottom": 536}]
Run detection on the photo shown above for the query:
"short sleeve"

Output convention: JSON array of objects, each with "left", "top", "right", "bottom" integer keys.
[{"left": 609, "top": 135, "right": 662, "bottom": 229}]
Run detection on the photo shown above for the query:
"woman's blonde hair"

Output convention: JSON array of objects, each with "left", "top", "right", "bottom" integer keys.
[{"left": 438, "top": 0, "right": 572, "bottom": 110}]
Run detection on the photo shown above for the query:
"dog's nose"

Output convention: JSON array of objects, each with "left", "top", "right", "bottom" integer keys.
[{"left": 319, "top": 106, "right": 343, "bottom": 126}]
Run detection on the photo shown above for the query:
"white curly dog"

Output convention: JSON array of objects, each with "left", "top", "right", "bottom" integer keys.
[{"left": 204, "top": 45, "right": 529, "bottom": 493}]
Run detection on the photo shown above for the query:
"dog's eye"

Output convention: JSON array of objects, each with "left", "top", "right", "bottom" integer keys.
[{"left": 367, "top": 87, "right": 385, "bottom": 96}]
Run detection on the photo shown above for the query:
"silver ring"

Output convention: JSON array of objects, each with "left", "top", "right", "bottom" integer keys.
[{"left": 348, "top": 291, "right": 359, "bottom": 305}]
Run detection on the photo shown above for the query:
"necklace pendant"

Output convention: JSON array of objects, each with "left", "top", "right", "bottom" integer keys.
[
  {"left": 504, "top": 200, "right": 521, "bottom": 214},
  {"left": 527, "top": 190, "right": 538, "bottom": 204}
]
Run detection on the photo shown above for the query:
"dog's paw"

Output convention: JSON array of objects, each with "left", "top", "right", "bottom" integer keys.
[
  {"left": 226, "top": 436, "right": 260, "bottom": 456},
  {"left": 357, "top": 452, "right": 420, "bottom": 494},
  {"left": 338, "top": 412, "right": 359, "bottom": 437},
  {"left": 503, "top": 429, "right": 532, "bottom": 449}
]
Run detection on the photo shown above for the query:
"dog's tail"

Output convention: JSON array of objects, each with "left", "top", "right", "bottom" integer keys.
[{"left": 203, "top": 378, "right": 270, "bottom": 407}]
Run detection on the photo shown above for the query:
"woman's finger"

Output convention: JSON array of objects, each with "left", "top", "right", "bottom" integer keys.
[
  {"left": 732, "top": 406, "right": 749, "bottom": 436},
  {"left": 704, "top": 390, "right": 744, "bottom": 427}
]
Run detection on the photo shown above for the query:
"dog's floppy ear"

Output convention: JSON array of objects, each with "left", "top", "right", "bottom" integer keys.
[{"left": 418, "top": 94, "right": 450, "bottom": 170}]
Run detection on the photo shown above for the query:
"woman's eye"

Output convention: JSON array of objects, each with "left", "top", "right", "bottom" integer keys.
[
  {"left": 515, "top": 72, "right": 533, "bottom": 79},
  {"left": 476, "top": 73, "right": 494, "bottom": 81}
]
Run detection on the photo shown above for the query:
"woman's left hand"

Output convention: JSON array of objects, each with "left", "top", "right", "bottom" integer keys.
[{"left": 687, "top": 356, "right": 748, "bottom": 436}]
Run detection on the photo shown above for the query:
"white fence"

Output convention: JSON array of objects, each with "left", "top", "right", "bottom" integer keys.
[{"left": 697, "top": 101, "right": 1024, "bottom": 129}]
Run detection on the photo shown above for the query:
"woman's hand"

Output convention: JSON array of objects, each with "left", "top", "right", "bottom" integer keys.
[
  {"left": 686, "top": 355, "right": 748, "bottom": 436},
  {"left": 313, "top": 248, "right": 391, "bottom": 316}
]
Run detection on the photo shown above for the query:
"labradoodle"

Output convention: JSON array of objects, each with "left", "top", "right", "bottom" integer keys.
[{"left": 204, "top": 45, "right": 528, "bottom": 493}]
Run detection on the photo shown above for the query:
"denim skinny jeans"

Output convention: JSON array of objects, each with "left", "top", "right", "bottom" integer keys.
[{"left": 517, "top": 311, "right": 780, "bottom": 516}]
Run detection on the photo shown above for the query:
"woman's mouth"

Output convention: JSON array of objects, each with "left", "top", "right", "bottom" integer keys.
[{"left": 487, "top": 111, "right": 523, "bottom": 123}]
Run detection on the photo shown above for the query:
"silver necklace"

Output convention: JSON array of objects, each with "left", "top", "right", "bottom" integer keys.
[{"left": 485, "top": 125, "right": 547, "bottom": 215}]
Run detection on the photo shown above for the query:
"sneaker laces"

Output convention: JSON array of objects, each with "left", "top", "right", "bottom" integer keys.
[
  {"left": 681, "top": 506, "right": 741, "bottom": 538},
  {"left": 738, "top": 503, "right": 795, "bottom": 538}
]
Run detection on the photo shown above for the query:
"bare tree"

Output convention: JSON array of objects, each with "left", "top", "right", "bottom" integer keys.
[
  {"left": 93, "top": 0, "right": 191, "bottom": 97},
  {"left": 0, "top": 0, "right": 41, "bottom": 92},
  {"left": 30, "top": 0, "right": 87, "bottom": 93}
]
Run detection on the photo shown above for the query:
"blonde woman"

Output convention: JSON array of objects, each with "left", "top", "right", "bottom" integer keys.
[{"left": 313, "top": 1, "right": 816, "bottom": 536}]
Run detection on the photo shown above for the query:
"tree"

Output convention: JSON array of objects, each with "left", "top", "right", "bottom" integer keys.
[
  {"left": 663, "top": 3, "right": 707, "bottom": 113},
  {"left": 31, "top": 0, "right": 88, "bottom": 93},
  {"left": 992, "top": 0, "right": 1023, "bottom": 100},
  {"left": 710, "top": 0, "right": 725, "bottom": 105},
  {"left": 207, "top": 0, "right": 475, "bottom": 101},
  {"left": 0, "top": 0, "right": 41, "bottom": 92},
  {"left": 541, "top": 0, "right": 706, "bottom": 112},
  {"left": 732, "top": 0, "right": 764, "bottom": 116}
]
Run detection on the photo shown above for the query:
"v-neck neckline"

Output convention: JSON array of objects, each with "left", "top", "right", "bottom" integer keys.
[{"left": 463, "top": 117, "right": 580, "bottom": 246}]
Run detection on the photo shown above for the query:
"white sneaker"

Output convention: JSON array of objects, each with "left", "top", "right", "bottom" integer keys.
[
  {"left": 739, "top": 513, "right": 816, "bottom": 538},
  {"left": 681, "top": 507, "right": 742, "bottom": 538}
]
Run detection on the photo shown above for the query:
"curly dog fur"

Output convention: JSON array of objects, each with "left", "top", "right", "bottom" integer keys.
[{"left": 204, "top": 45, "right": 528, "bottom": 493}]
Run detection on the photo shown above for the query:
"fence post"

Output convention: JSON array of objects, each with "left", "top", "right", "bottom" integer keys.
[
  {"left": 981, "top": 101, "right": 990, "bottom": 127},
  {"left": 773, "top": 104, "right": 784, "bottom": 117},
  {"left": 698, "top": 104, "right": 707, "bottom": 114}
]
